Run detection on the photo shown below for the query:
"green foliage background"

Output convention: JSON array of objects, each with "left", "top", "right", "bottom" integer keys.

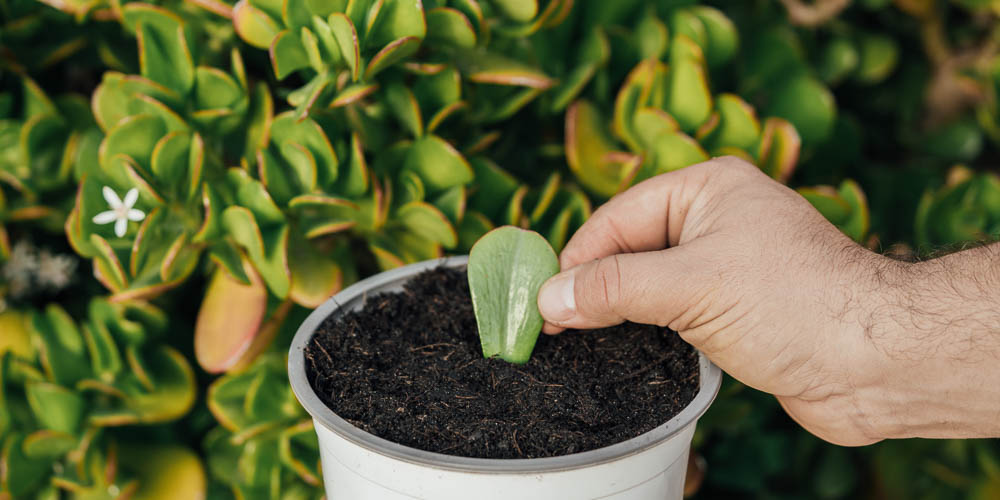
[{"left": 1, "top": 0, "right": 1000, "bottom": 498}]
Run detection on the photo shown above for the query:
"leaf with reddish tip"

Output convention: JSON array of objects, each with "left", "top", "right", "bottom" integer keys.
[
  {"left": 328, "top": 13, "right": 361, "bottom": 81},
  {"left": 364, "top": 36, "right": 422, "bottom": 79},
  {"left": 426, "top": 7, "right": 476, "bottom": 48},
  {"left": 757, "top": 117, "right": 801, "bottom": 184},
  {"left": 633, "top": 107, "right": 679, "bottom": 151},
  {"left": 384, "top": 82, "right": 424, "bottom": 137},
  {"left": 234, "top": 0, "right": 281, "bottom": 48},
  {"left": 696, "top": 93, "right": 760, "bottom": 152},
  {"left": 492, "top": 0, "right": 537, "bottom": 22},
  {"left": 565, "top": 100, "right": 626, "bottom": 198},
  {"left": 329, "top": 82, "right": 379, "bottom": 108},
  {"left": 270, "top": 31, "right": 310, "bottom": 80},
  {"left": 195, "top": 263, "right": 268, "bottom": 374},
  {"left": 664, "top": 36, "right": 713, "bottom": 133},
  {"left": 121, "top": 345, "right": 196, "bottom": 423},
  {"left": 396, "top": 201, "right": 458, "bottom": 248},
  {"left": 402, "top": 135, "right": 474, "bottom": 193},
  {"left": 222, "top": 206, "right": 291, "bottom": 298},
  {"left": 289, "top": 232, "right": 343, "bottom": 308},
  {"left": 367, "top": 0, "right": 427, "bottom": 48},
  {"left": 455, "top": 49, "right": 554, "bottom": 88},
  {"left": 649, "top": 131, "right": 709, "bottom": 174},
  {"left": 613, "top": 59, "right": 657, "bottom": 151}
]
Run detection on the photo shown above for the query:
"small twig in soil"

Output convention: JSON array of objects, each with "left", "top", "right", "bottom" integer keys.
[
  {"left": 512, "top": 430, "right": 523, "bottom": 457},
  {"left": 612, "top": 354, "right": 672, "bottom": 383}
]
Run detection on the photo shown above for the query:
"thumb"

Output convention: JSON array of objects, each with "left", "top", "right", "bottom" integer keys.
[{"left": 537, "top": 249, "right": 696, "bottom": 330}]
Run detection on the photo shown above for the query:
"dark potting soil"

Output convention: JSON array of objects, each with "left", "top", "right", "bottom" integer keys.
[{"left": 304, "top": 266, "right": 699, "bottom": 459}]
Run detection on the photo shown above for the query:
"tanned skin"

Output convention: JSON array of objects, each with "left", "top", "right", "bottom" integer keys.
[{"left": 537, "top": 156, "right": 1000, "bottom": 446}]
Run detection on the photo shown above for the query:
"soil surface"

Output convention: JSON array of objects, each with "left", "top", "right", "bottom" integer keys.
[{"left": 305, "top": 266, "right": 700, "bottom": 459}]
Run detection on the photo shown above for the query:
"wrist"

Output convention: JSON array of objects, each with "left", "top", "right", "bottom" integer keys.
[{"left": 852, "top": 249, "right": 1000, "bottom": 440}]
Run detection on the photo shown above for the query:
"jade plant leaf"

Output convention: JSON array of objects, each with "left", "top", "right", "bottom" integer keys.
[{"left": 467, "top": 226, "right": 559, "bottom": 364}]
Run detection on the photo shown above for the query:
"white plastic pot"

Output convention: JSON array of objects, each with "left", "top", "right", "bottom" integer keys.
[{"left": 289, "top": 256, "right": 722, "bottom": 500}]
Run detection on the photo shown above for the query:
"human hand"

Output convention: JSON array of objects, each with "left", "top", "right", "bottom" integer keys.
[{"left": 537, "top": 157, "right": 901, "bottom": 446}]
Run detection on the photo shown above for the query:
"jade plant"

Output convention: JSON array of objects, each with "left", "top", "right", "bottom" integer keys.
[
  {"left": 468, "top": 226, "right": 558, "bottom": 364},
  {"left": 915, "top": 165, "right": 1000, "bottom": 248},
  {"left": 798, "top": 179, "right": 871, "bottom": 243},
  {"left": 555, "top": 4, "right": 803, "bottom": 199},
  {"left": 204, "top": 353, "right": 322, "bottom": 499},
  {"left": 0, "top": 299, "right": 199, "bottom": 498}
]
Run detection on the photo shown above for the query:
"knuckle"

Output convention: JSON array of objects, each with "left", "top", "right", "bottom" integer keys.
[{"left": 585, "top": 255, "right": 626, "bottom": 315}]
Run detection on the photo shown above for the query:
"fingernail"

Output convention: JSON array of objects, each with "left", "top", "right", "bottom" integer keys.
[{"left": 538, "top": 272, "right": 575, "bottom": 322}]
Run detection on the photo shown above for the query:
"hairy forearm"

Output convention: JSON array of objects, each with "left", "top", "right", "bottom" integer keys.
[{"left": 858, "top": 243, "right": 1000, "bottom": 439}]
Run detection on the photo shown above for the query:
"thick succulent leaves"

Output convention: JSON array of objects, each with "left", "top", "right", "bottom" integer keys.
[
  {"left": 458, "top": 210, "right": 494, "bottom": 253},
  {"left": 288, "top": 232, "right": 343, "bottom": 307},
  {"left": 818, "top": 37, "right": 860, "bottom": 85},
  {"left": 426, "top": 7, "right": 477, "bottom": 48},
  {"left": 854, "top": 34, "right": 899, "bottom": 85},
  {"left": 632, "top": 107, "right": 680, "bottom": 151},
  {"left": 91, "top": 73, "right": 181, "bottom": 133},
  {"left": 742, "top": 27, "right": 807, "bottom": 96},
  {"left": 837, "top": 180, "right": 870, "bottom": 242},
  {"left": 479, "top": 86, "right": 545, "bottom": 123},
  {"left": 468, "top": 226, "right": 559, "bottom": 364},
  {"left": 432, "top": 185, "right": 466, "bottom": 225},
  {"left": 121, "top": 445, "right": 206, "bottom": 500},
  {"left": 258, "top": 148, "right": 302, "bottom": 206},
  {"left": 757, "top": 117, "right": 801, "bottom": 184},
  {"left": 278, "top": 421, "right": 322, "bottom": 486},
  {"left": 613, "top": 59, "right": 657, "bottom": 151},
  {"left": 25, "top": 382, "right": 84, "bottom": 434},
  {"left": 696, "top": 93, "right": 761, "bottom": 153},
  {"left": 0, "top": 311, "right": 33, "bottom": 359},
  {"left": 117, "top": 345, "right": 196, "bottom": 424},
  {"left": 450, "top": 0, "right": 484, "bottom": 33},
  {"left": 22, "top": 430, "right": 77, "bottom": 460},
  {"left": 402, "top": 135, "right": 474, "bottom": 194},
  {"left": 766, "top": 74, "right": 836, "bottom": 146},
  {"left": 365, "top": 36, "right": 423, "bottom": 79},
  {"left": 468, "top": 157, "right": 519, "bottom": 219},
  {"left": 664, "top": 35, "right": 713, "bottom": 133},
  {"left": 121, "top": 5, "right": 195, "bottom": 96},
  {"left": 30, "top": 305, "right": 90, "bottom": 387},
  {"left": 550, "top": 64, "right": 598, "bottom": 113},
  {"left": 491, "top": 0, "right": 537, "bottom": 23},
  {"left": 270, "top": 31, "right": 311, "bottom": 80},
  {"left": 384, "top": 82, "right": 424, "bottom": 137},
  {"left": 227, "top": 169, "right": 286, "bottom": 227},
  {"left": 223, "top": 207, "right": 291, "bottom": 298},
  {"left": 366, "top": 0, "right": 427, "bottom": 49},
  {"left": 270, "top": 113, "right": 338, "bottom": 189},
  {"left": 799, "top": 186, "right": 852, "bottom": 226},
  {"left": 328, "top": 13, "right": 363, "bottom": 81},
  {"left": 452, "top": 49, "right": 555, "bottom": 88},
  {"left": 289, "top": 194, "right": 360, "bottom": 237},
  {"left": 395, "top": 170, "right": 426, "bottom": 206},
  {"left": 84, "top": 316, "right": 124, "bottom": 382},
  {"left": 234, "top": 0, "right": 283, "bottom": 48},
  {"left": 20, "top": 115, "right": 72, "bottom": 190},
  {"left": 1, "top": 434, "right": 53, "bottom": 497},
  {"left": 196, "top": 263, "right": 269, "bottom": 374},
  {"left": 528, "top": 172, "right": 561, "bottom": 224},
  {"left": 633, "top": 13, "right": 668, "bottom": 60},
  {"left": 689, "top": 6, "right": 738, "bottom": 69},
  {"left": 99, "top": 114, "right": 167, "bottom": 173},
  {"left": 565, "top": 100, "right": 628, "bottom": 199},
  {"left": 395, "top": 201, "right": 458, "bottom": 247}
]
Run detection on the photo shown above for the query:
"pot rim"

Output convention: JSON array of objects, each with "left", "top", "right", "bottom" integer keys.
[{"left": 289, "top": 256, "right": 722, "bottom": 474}]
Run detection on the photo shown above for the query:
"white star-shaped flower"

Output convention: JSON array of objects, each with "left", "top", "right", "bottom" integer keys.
[{"left": 92, "top": 187, "right": 146, "bottom": 238}]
